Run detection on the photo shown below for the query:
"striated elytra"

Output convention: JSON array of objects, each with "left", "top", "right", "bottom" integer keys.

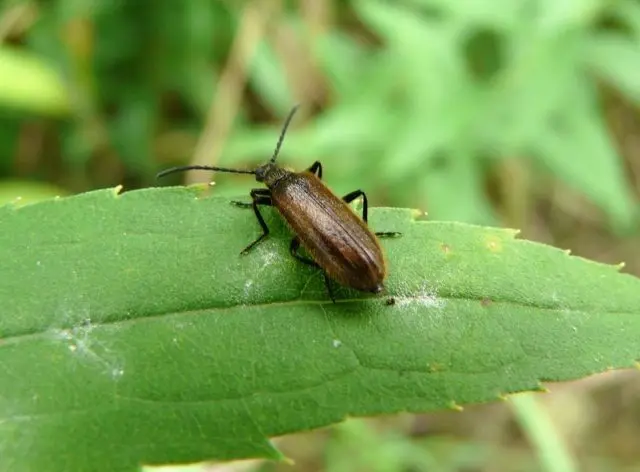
[{"left": 157, "top": 105, "right": 400, "bottom": 301}]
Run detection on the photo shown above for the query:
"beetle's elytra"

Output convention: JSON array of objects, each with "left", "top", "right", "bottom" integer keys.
[{"left": 157, "top": 105, "right": 400, "bottom": 301}]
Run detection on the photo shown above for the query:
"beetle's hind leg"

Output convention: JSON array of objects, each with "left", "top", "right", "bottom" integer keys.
[
  {"left": 290, "top": 237, "right": 336, "bottom": 303},
  {"left": 289, "top": 237, "right": 318, "bottom": 267},
  {"left": 342, "top": 189, "right": 402, "bottom": 238},
  {"left": 342, "top": 189, "right": 370, "bottom": 222},
  {"left": 235, "top": 189, "right": 273, "bottom": 255},
  {"left": 323, "top": 274, "right": 336, "bottom": 304}
]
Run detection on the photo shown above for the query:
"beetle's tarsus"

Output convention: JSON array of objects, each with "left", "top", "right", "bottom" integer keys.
[{"left": 375, "top": 231, "right": 402, "bottom": 238}]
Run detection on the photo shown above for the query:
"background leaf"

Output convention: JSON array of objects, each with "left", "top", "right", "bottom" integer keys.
[
  {"left": 585, "top": 33, "right": 640, "bottom": 106},
  {"left": 0, "top": 47, "right": 69, "bottom": 115},
  {"left": 1, "top": 188, "right": 639, "bottom": 471}
]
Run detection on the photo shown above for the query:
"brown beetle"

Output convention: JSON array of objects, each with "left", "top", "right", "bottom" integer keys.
[{"left": 157, "top": 105, "right": 399, "bottom": 301}]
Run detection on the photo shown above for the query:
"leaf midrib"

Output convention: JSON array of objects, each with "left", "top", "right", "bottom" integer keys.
[{"left": 3, "top": 293, "right": 629, "bottom": 347}]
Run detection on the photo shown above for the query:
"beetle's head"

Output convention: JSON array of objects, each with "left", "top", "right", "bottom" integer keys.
[
  {"left": 255, "top": 162, "right": 289, "bottom": 187},
  {"left": 254, "top": 163, "right": 270, "bottom": 182}
]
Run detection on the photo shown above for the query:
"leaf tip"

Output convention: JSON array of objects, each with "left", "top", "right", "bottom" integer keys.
[
  {"left": 260, "top": 439, "right": 289, "bottom": 464},
  {"left": 448, "top": 401, "right": 463, "bottom": 412},
  {"left": 508, "top": 228, "right": 521, "bottom": 238},
  {"left": 112, "top": 185, "right": 124, "bottom": 198},
  {"left": 534, "top": 384, "right": 550, "bottom": 393},
  {"left": 411, "top": 208, "right": 426, "bottom": 220},
  {"left": 486, "top": 238, "right": 502, "bottom": 253},
  {"left": 190, "top": 182, "right": 216, "bottom": 199},
  {"left": 0, "top": 196, "right": 21, "bottom": 211}
]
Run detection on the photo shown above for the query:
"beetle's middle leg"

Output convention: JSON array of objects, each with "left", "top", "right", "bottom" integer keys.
[
  {"left": 290, "top": 237, "right": 336, "bottom": 303},
  {"left": 341, "top": 189, "right": 401, "bottom": 238},
  {"left": 232, "top": 188, "right": 273, "bottom": 255}
]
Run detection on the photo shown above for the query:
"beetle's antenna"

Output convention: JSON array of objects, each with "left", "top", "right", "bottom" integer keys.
[
  {"left": 157, "top": 104, "right": 300, "bottom": 179},
  {"left": 270, "top": 104, "right": 300, "bottom": 163},
  {"left": 156, "top": 165, "right": 255, "bottom": 180}
]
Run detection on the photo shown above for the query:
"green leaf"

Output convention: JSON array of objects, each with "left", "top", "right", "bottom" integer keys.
[
  {"left": 1, "top": 187, "right": 639, "bottom": 472},
  {"left": 312, "top": 31, "right": 370, "bottom": 99},
  {"left": 585, "top": 33, "right": 640, "bottom": 105},
  {"left": 406, "top": 0, "right": 522, "bottom": 29},
  {"left": 108, "top": 91, "right": 157, "bottom": 176},
  {"left": 610, "top": 0, "right": 640, "bottom": 41},
  {"left": 482, "top": 30, "right": 583, "bottom": 149},
  {"left": 417, "top": 151, "right": 498, "bottom": 225},
  {"left": 248, "top": 39, "right": 293, "bottom": 115},
  {"left": 531, "top": 78, "right": 638, "bottom": 232},
  {"left": 0, "top": 180, "right": 67, "bottom": 207},
  {"left": 0, "top": 47, "right": 69, "bottom": 115}
]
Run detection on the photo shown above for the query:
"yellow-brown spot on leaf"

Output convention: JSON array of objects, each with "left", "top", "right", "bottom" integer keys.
[{"left": 486, "top": 237, "right": 502, "bottom": 252}]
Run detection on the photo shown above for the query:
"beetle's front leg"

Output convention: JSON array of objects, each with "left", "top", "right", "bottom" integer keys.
[{"left": 233, "top": 189, "right": 273, "bottom": 255}]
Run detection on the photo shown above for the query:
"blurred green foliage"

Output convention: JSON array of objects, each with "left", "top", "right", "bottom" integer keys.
[{"left": 1, "top": 0, "right": 639, "bottom": 230}]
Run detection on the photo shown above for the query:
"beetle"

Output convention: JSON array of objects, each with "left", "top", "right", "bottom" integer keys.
[{"left": 157, "top": 105, "right": 400, "bottom": 301}]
